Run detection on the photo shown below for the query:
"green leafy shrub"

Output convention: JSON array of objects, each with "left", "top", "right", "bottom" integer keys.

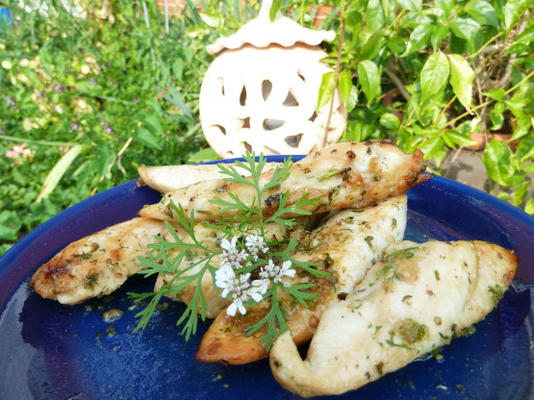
[{"left": 310, "top": 0, "right": 534, "bottom": 213}]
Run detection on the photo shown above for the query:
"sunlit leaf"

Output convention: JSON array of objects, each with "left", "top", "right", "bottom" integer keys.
[
  {"left": 420, "top": 52, "right": 449, "bottom": 103},
  {"left": 198, "top": 10, "right": 223, "bottom": 28},
  {"left": 187, "top": 148, "right": 221, "bottom": 163},
  {"left": 448, "top": 54, "right": 475, "bottom": 111},
  {"left": 387, "top": 37, "right": 406, "bottom": 54},
  {"left": 484, "top": 88, "right": 506, "bottom": 101},
  {"left": 465, "top": 0, "right": 498, "bottom": 27},
  {"left": 37, "top": 145, "right": 83, "bottom": 202},
  {"left": 445, "top": 130, "right": 477, "bottom": 147},
  {"left": 490, "top": 102, "right": 505, "bottom": 131},
  {"left": 366, "top": 0, "right": 385, "bottom": 33},
  {"left": 420, "top": 136, "right": 443, "bottom": 160},
  {"left": 360, "top": 33, "right": 385, "bottom": 60},
  {"left": 525, "top": 198, "right": 534, "bottom": 215},
  {"left": 317, "top": 71, "right": 335, "bottom": 110},
  {"left": 338, "top": 70, "right": 354, "bottom": 108},
  {"left": 431, "top": 25, "right": 449, "bottom": 51},
  {"left": 379, "top": 113, "right": 401, "bottom": 130},
  {"left": 512, "top": 181, "right": 529, "bottom": 206},
  {"left": 394, "top": 0, "right": 422, "bottom": 11},
  {"left": 403, "top": 23, "right": 433, "bottom": 56},
  {"left": 504, "top": 0, "right": 528, "bottom": 32},
  {"left": 357, "top": 60, "right": 381, "bottom": 104},
  {"left": 449, "top": 17, "right": 481, "bottom": 52},
  {"left": 482, "top": 140, "right": 524, "bottom": 188},
  {"left": 510, "top": 116, "right": 532, "bottom": 141},
  {"left": 270, "top": 0, "right": 281, "bottom": 21},
  {"left": 135, "top": 126, "right": 162, "bottom": 150},
  {"left": 516, "top": 135, "right": 534, "bottom": 162},
  {"left": 435, "top": 0, "right": 454, "bottom": 19}
]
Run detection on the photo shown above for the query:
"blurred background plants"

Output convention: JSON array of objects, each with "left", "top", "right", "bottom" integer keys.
[{"left": 0, "top": 0, "right": 533, "bottom": 255}]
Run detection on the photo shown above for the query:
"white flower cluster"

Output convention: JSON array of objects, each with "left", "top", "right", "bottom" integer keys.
[
  {"left": 220, "top": 236, "right": 247, "bottom": 269},
  {"left": 215, "top": 234, "right": 295, "bottom": 317},
  {"left": 245, "top": 234, "right": 268, "bottom": 261},
  {"left": 214, "top": 267, "right": 265, "bottom": 316},
  {"left": 259, "top": 259, "right": 296, "bottom": 284}
]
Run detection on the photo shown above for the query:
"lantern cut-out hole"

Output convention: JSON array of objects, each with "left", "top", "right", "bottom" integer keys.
[
  {"left": 217, "top": 77, "right": 225, "bottom": 96},
  {"left": 297, "top": 71, "right": 306, "bottom": 83},
  {"left": 239, "top": 117, "right": 251, "bottom": 128},
  {"left": 213, "top": 124, "right": 227, "bottom": 135},
  {"left": 285, "top": 133, "right": 304, "bottom": 148},
  {"left": 262, "top": 80, "right": 272, "bottom": 101},
  {"left": 309, "top": 111, "right": 318, "bottom": 122},
  {"left": 242, "top": 141, "right": 253, "bottom": 153},
  {"left": 239, "top": 86, "right": 247, "bottom": 106},
  {"left": 263, "top": 119, "right": 285, "bottom": 130},
  {"left": 283, "top": 91, "right": 299, "bottom": 106}
]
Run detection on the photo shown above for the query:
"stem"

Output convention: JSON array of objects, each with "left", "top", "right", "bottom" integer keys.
[
  {"left": 323, "top": 0, "right": 346, "bottom": 147},
  {"left": 444, "top": 70, "right": 534, "bottom": 129},
  {"left": 384, "top": 64, "right": 410, "bottom": 101},
  {"left": 431, "top": 95, "right": 456, "bottom": 129},
  {"left": 497, "top": 18, "right": 528, "bottom": 89},
  {"left": 0, "top": 134, "right": 78, "bottom": 147},
  {"left": 468, "top": 31, "right": 504, "bottom": 60}
]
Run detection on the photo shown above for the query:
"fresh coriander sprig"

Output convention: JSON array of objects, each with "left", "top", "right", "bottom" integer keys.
[
  {"left": 131, "top": 152, "right": 329, "bottom": 350},
  {"left": 131, "top": 202, "right": 219, "bottom": 340}
]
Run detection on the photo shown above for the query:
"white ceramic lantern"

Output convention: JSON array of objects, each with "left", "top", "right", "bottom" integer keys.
[{"left": 199, "top": 0, "right": 347, "bottom": 158}]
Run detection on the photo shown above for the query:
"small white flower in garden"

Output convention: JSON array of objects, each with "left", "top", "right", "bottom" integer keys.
[
  {"left": 245, "top": 234, "right": 268, "bottom": 260},
  {"left": 1, "top": 60, "right": 12, "bottom": 70},
  {"left": 81, "top": 65, "right": 91, "bottom": 75},
  {"left": 19, "top": 59, "right": 29, "bottom": 68},
  {"left": 220, "top": 236, "right": 246, "bottom": 269},
  {"left": 29, "top": 57, "right": 40, "bottom": 69},
  {"left": 22, "top": 118, "right": 33, "bottom": 131},
  {"left": 16, "top": 74, "right": 29, "bottom": 84}
]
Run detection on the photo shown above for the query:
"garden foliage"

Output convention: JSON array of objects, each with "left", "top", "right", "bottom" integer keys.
[{"left": 0, "top": 0, "right": 533, "bottom": 255}]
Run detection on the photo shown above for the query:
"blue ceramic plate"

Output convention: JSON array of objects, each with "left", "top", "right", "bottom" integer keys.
[{"left": 1, "top": 156, "right": 534, "bottom": 400}]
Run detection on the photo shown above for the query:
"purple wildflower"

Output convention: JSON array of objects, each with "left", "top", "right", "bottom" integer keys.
[
  {"left": 55, "top": 84, "right": 64, "bottom": 92},
  {"left": 89, "top": 77, "right": 96, "bottom": 85},
  {"left": 6, "top": 96, "right": 15, "bottom": 107},
  {"left": 71, "top": 121, "right": 79, "bottom": 131},
  {"left": 104, "top": 125, "right": 113, "bottom": 134},
  {"left": 134, "top": 98, "right": 139, "bottom": 104}
]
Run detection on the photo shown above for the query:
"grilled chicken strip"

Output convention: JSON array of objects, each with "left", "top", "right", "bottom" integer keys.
[
  {"left": 196, "top": 195, "right": 407, "bottom": 364},
  {"left": 270, "top": 240, "right": 518, "bottom": 397},
  {"left": 30, "top": 217, "right": 166, "bottom": 305},
  {"left": 139, "top": 141, "right": 429, "bottom": 222},
  {"left": 137, "top": 162, "right": 278, "bottom": 193}
]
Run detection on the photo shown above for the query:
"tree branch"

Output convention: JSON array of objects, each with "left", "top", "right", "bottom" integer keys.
[{"left": 384, "top": 65, "right": 410, "bottom": 101}]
